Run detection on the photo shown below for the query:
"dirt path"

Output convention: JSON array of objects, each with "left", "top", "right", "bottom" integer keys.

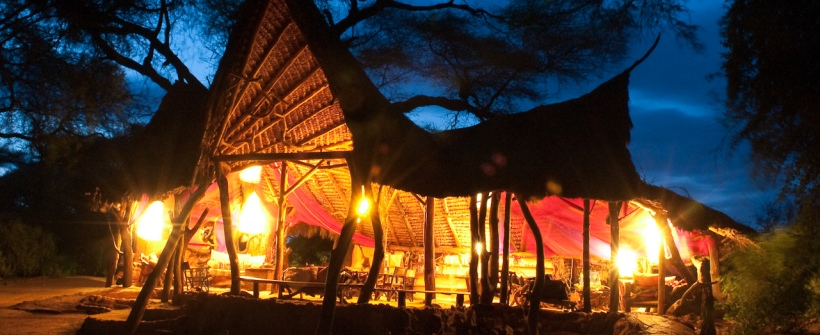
[{"left": 0, "top": 276, "right": 132, "bottom": 335}]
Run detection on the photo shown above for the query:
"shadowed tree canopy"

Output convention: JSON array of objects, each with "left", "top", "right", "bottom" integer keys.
[{"left": 721, "top": 0, "right": 820, "bottom": 206}]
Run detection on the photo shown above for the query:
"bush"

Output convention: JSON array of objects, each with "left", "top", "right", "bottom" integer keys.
[
  {"left": 0, "top": 219, "right": 62, "bottom": 278},
  {"left": 722, "top": 227, "right": 820, "bottom": 334}
]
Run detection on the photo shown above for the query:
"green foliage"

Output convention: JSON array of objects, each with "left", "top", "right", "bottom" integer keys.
[
  {"left": 286, "top": 235, "right": 334, "bottom": 267},
  {"left": 722, "top": 226, "right": 820, "bottom": 333},
  {"left": 0, "top": 220, "right": 62, "bottom": 278}
]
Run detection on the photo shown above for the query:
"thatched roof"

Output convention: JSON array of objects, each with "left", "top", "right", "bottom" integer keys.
[{"left": 179, "top": 0, "right": 755, "bottom": 255}]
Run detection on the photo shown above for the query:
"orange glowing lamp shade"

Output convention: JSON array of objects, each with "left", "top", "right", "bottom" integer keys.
[
  {"left": 237, "top": 192, "right": 267, "bottom": 235},
  {"left": 136, "top": 201, "right": 167, "bottom": 241},
  {"left": 617, "top": 249, "right": 638, "bottom": 278},
  {"left": 239, "top": 165, "right": 262, "bottom": 184},
  {"left": 643, "top": 218, "right": 662, "bottom": 263}
]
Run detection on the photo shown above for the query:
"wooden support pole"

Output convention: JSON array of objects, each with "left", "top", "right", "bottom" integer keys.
[
  {"left": 424, "top": 197, "right": 436, "bottom": 305},
  {"left": 468, "top": 195, "right": 480, "bottom": 305},
  {"left": 478, "top": 193, "right": 492, "bottom": 304},
  {"left": 583, "top": 199, "right": 591, "bottom": 313},
  {"left": 216, "top": 164, "right": 241, "bottom": 295},
  {"left": 658, "top": 232, "right": 667, "bottom": 315},
  {"left": 609, "top": 201, "right": 621, "bottom": 312},
  {"left": 500, "top": 192, "right": 512, "bottom": 305},
  {"left": 275, "top": 162, "right": 288, "bottom": 285},
  {"left": 700, "top": 258, "right": 716, "bottom": 335},
  {"left": 489, "top": 192, "right": 501, "bottom": 294},
  {"left": 518, "top": 196, "right": 543, "bottom": 335}
]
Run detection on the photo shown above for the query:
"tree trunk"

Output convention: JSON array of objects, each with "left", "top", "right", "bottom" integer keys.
[
  {"left": 122, "top": 222, "right": 134, "bottom": 288},
  {"left": 275, "top": 162, "right": 288, "bottom": 285},
  {"left": 216, "top": 165, "right": 241, "bottom": 295},
  {"left": 357, "top": 182, "right": 384, "bottom": 305},
  {"left": 478, "top": 193, "right": 492, "bottom": 304},
  {"left": 106, "top": 225, "right": 121, "bottom": 287}
]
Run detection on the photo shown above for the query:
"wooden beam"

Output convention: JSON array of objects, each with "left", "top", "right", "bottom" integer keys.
[
  {"left": 212, "top": 151, "right": 351, "bottom": 162},
  {"left": 441, "top": 198, "right": 461, "bottom": 248},
  {"left": 392, "top": 192, "right": 418, "bottom": 246}
]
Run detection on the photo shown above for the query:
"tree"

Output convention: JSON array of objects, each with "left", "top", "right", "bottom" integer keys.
[
  {"left": 0, "top": 0, "right": 142, "bottom": 170},
  {"left": 721, "top": 0, "right": 820, "bottom": 207},
  {"left": 721, "top": 2, "right": 820, "bottom": 331}
]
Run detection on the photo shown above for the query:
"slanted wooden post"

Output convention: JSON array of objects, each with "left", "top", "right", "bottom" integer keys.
[
  {"left": 583, "top": 199, "right": 591, "bottom": 313},
  {"left": 609, "top": 201, "right": 621, "bottom": 312},
  {"left": 318, "top": 160, "right": 369, "bottom": 334},
  {"left": 216, "top": 163, "right": 241, "bottom": 295},
  {"left": 357, "top": 182, "right": 385, "bottom": 305},
  {"left": 655, "top": 213, "right": 697, "bottom": 286},
  {"left": 500, "top": 192, "right": 512, "bottom": 305},
  {"left": 424, "top": 197, "right": 436, "bottom": 305},
  {"left": 518, "top": 196, "right": 544, "bottom": 335},
  {"left": 124, "top": 182, "right": 208, "bottom": 335}
]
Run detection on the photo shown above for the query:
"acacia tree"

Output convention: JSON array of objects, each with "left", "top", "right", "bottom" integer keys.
[
  {"left": 721, "top": 0, "right": 820, "bottom": 210},
  {"left": 0, "top": 0, "right": 138, "bottom": 169},
  {"left": 721, "top": 1, "right": 820, "bottom": 332}
]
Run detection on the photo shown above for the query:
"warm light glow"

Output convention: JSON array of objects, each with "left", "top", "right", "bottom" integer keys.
[
  {"left": 475, "top": 242, "right": 483, "bottom": 255},
  {"left": 238, "top": 192, "right": 267, "bottom": 235},
  {"left": 356, "top": 186, "right": 370, "bottom": 216},
  {"left": 239, "top": 165, "right": 262, "bottom": 183},
  {"left": 617, "top": 249, "right": 638, "bottom": 278},
  {"left": 136, "top": 201, "right": 167, "bottom": 241},
  {"left": 644, "top": 217, "right": 662, "bottom": 263}
]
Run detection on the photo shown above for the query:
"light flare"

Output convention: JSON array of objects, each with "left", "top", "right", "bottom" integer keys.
[
  {"left": 136, "top": 201, "right": 168, "bottom": 241},
  {"left": 237, "top": 192, "right": 267, "bottom": 235}
]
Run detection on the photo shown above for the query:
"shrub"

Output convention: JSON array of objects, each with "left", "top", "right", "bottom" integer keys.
[
  {"left": 722, "top": 228, "right": 820, "bottom": 334},
  {"left": 0, "top": 220, "right": 61, "bottom": 278}
]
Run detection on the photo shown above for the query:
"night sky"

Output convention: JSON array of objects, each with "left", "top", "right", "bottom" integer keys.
[{"left": 625, "top": 0, "right": 775, "bottom": 227}]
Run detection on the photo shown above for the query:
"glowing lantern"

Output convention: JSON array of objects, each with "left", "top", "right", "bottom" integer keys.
[
  {"left": 643, "top": 217, "right": 662, "bottom": 263},
  {"left": 239, "top": 165, "right": 262, "bottom": 184},
  {"left": 136, "top": 201, "right": 168, "bottom": 241},
  {"left": 238, "top": 192, "right": 267, "bottom": 235},
  {"left": 356, "top": 186, "right": 370, "bottom": 216},
  {"left": 617, "top": 249, "right": 638, "bottom": 278},
  {"left": 475, "top": 242, "right": 484, "bottom": 255}
]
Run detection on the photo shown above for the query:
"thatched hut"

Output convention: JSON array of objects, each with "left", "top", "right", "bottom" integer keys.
[{"left": 115, "top": 0, "right": 755, "bottom": 333}]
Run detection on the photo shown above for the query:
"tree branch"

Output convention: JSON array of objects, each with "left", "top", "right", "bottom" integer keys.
[
  {"left": 331, "top": 0, "right": 497, "bottom": 37},
  {"left": 391, "top": 95, "right": 496, "bottom": 120}
]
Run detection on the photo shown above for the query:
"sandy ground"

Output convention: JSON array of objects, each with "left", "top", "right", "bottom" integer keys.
[{"left": 0, "top": 276, "right": 138, "bottom": 335}]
